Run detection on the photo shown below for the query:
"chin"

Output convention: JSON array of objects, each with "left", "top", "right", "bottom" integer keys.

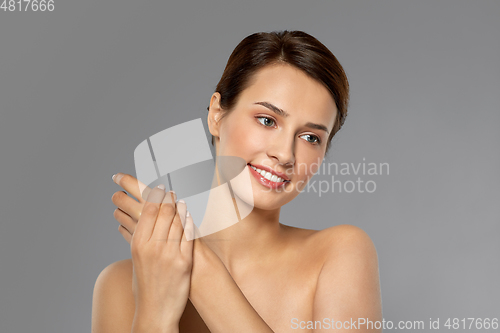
[{"left": 252, "top": 190, "right": 297, "bottom": 211}]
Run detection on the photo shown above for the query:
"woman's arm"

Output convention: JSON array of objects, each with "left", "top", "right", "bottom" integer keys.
[
  {"left": 188, "top": 225, "right": 382, "bottom": 333},
  {"left": 92, "top": 260, "right": 136, "bottom": 333},
  {"left": 312, "top": 225, "right": 382, "bottom": 333},
  {"left": 110, "top": 173, "right": 274, "bottom": 332},
  {"left": 91, "top": 241, "right": 273, "bottom": 333},
  {"left": 91, "top": 244, "right": 273, "bottom": 333},
  {"left": 189, "top": 239, "right": 275, "bottom": 333},
  {"left": 92, "top": 259, "right": 181, "bottom": 333},
  {"left": 94, "top": 183, "right": 196, "bottom": 333},
  {"left": 111, "top": 174, "right": 381, "bottom": 332}
]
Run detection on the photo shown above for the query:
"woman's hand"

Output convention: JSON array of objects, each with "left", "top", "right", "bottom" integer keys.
[
  {"left": 111, "top": 173, "right": 165, "bottom": 243},
  {"left": 130, "top": 183, "right": 195, "bottom": 331},
  {"left": 111, "top": 174, "right": 275, "bottom": 333},
  {"left": 111, "top": 173, "right": 205, "bottom": 248}
]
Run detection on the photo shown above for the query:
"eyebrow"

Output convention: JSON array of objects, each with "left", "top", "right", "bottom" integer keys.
[{"left": 253, "top": 101, "right": 330, "bottom": 134}]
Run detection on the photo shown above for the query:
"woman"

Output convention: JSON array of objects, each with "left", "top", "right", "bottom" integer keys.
[{"left": 92, "top": 30, "right": 382, "bottom": 332}]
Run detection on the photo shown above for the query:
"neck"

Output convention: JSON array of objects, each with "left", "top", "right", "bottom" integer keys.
[
  {"left": 198, "top": 152, "right": 289, "bottom": 274},
  {"left": 201, "top": 201, "right": 288, "bottom": 275}
]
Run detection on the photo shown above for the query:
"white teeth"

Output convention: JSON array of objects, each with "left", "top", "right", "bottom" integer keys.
[
  {"left": 250, "top": 165, "right": 287, "bottom": 183},
  {"left": 251, "top": 165, "right": 263, "bottom": 173}
]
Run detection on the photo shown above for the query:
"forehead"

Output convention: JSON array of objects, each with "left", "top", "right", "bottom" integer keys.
[{"left": 236, "top": 64, "right": 337, "bottom": 129}]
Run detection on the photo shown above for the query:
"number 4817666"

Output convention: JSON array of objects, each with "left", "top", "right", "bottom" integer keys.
[{"left": 1, "top": 0, "right": 55, "bottom": 11}]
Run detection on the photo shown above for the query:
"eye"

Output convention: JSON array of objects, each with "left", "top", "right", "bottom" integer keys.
[
  {"left": 300, "top": 134, "right": 321, "bottom": 145},
  {"left": 256, "top": 116, "right": 276, "bottom": 127}
]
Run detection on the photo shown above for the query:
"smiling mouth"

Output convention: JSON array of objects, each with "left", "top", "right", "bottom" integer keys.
[{"left": 247, "top": 163, "right": 291, "bottom": 184}]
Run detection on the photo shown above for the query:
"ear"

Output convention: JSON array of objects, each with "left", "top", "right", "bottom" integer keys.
[{"left": 207, "top": 92, "right": 224, "bottom": 140}]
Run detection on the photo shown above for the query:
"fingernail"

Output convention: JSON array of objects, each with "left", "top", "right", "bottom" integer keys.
[
  {"left": 113, "top": 173, "right": 124, "bottom": 184},
  {"left": 178, "top": 199, "right": 185, "bottom": 204},
  {"left": 186, "top": 210, "right": 190, "bottom": 217},
  {"left": 157, "top": 184, "right": 165, "bottom": 190}
]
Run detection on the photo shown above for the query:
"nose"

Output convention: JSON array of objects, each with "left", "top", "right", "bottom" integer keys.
[{"left": 267, "top": 132, "right": 295, "bottom": 167}]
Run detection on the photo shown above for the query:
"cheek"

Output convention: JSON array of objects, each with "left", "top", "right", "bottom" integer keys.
[
  {"left": 296, "top": 154, "right": 323, "bottom": 180},
  {"left": 292, "top": 155, "right": 322, "bottom": 193},
  {"left": 309, "top": 156, "right": 322, "bottom": 175},
  {"left": 222, "top": 120, "right": 265, "bottom": 155}
]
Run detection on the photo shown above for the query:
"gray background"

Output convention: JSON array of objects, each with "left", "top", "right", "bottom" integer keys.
[{"left": 1, "top": 0, "right": 498, "bottom": 332}]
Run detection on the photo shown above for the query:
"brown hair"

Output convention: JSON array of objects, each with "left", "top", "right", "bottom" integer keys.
[{"left": 208, "top": 30, "right": 349, "bottom": 154}]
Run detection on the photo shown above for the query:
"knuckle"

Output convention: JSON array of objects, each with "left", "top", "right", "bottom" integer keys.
[
  {"left": 143, "top": 204, "right": 159, "bottom": 216},
  {"left": 171, "top": 217, "right": 182, "bottom": 228},
  {"left": 172, "top": 257, "right": 188, "bottom": 270},
  {"left": 160, "top": 203, "right": 176, "bottom": 217},
  {"left": 131, "top": 242, "right": 150, "bottom": 259}
]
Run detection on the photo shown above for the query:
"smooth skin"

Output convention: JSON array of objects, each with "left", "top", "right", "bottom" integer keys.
[
  {"left": 92, "top": 64, "right": 382, "bottom": 332},
  {"left": 131, "top": 186, "right": 195, "bottom": 332}
]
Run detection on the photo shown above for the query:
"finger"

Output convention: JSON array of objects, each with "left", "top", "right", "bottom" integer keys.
[
  {"left": 181, "top": 210, "right": 195, "bottom": 253},
  {"left": 150, "top": 192, "right": 177, "bottom": 242},
  {"left": 112, "top": 173, "right": 150, "bottom": 203},
  {"left": 113, "top": 208, "right": 137, "bottom": 235},
  {"left": 134, "top": 184, "right": 166, "bottom": 241},
  {"left": 163, "top": 190, "right": 177, "bottom": 206},
  {"left": 111, "top": 191, "right": 143, "bottom": 221},
  {"left": 168, "top": 200, "right": 187, "bottom": 244},
  {"left": 175, "top": 199, "right": 187, "bottom": 228},
  {"left": 118, "top": 225, "right": 132, "bottom": 244}
]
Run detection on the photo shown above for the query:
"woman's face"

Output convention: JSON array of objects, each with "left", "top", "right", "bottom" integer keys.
[{"left": 208, "top": 63, "right": 337, "bottom": 210}]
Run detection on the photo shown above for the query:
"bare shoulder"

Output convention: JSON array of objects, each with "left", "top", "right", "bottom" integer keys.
[
  {"left": 282, "top": 223, "right": 377, "bottom": 260},
  {"left": 97, "top": 258, "right": 133, "bottom": 278},
  {"left": 311, "top": 225, "right": 382, "bottom": 323},
  {"left": 92, "top": 259, "right": 135, "bottom": 333},
  {"left": 312, "top": 224, "right": 377, "bottom": 257}
]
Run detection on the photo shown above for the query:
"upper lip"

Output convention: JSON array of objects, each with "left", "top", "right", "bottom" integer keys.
[{"left": 248, "top": 163, "right": 291, "bottom": 181}]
